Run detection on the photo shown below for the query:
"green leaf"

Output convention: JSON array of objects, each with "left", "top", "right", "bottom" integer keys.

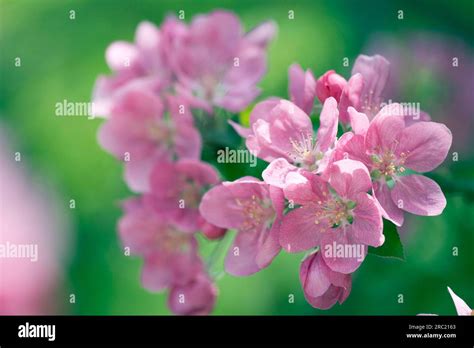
[
  {"left": 238, "top": 104, "right": 253, "bottom": 127},
  {"left": 368, "top": 219, "right": 405, "bottom": 260}
]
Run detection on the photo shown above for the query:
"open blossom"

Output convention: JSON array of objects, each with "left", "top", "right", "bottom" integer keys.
[
  {"left": 168, "top": 273, "right": 218, "bottom": 315},
  {"left": 232, "top": 98, "right": 339, "bottom": 187},
  {"left": 300, "top": 251, "right": 352, "bottom": 310},
  {"left": 199, "top": 177, "right": 284, "bottom": 276},
  {"left": 169, "top": 10, "right": 275, "bottom": 113},
  {"left": 145, "top": 159, "right": 220, "bottom": 233},
  {"left": 279, "top": 159, "right": 384, "bottom": 274},
  {"left": 98, "top": 87, "right": 201, "bottom": 192},
  {"left": 118, "top": 197, "right": 202, "bottom": 291},
  {"left": 93, "top": 21, "right": 173, "bottom": 116},
  {"left": 335, "top": 104, "right": 452, "bottom": 226}
]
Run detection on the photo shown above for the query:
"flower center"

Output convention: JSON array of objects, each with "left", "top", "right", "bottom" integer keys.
[
  {"left": 180, "top": 179, "right": 201, "bottom": 208},
  {"left": 236, "top": 195, "right": 274, "bottom": 232},
  {"left": 370, "top": 150, "right": 408, "bottom": 179},
  {"left": 156, "top": 228, "right": 190, "bottom": 253},
  {"left": 288, "top": 132, "right": 322, "bottom": 170},
  {"left": 149, "top": 121, "right": 175, "bottom": 148},
  {"left": 315, "top": 197, "right": 355, "bottom": 228}
]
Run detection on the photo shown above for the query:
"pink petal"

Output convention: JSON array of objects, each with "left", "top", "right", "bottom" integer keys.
[
  {"left": 328, "top": 159, "right": 372, "bottom": 198},
  {"left": 348, "top": 107, "right": 369, "bottom": 135},
  {"left": 279, "top": 205, "right": 324, "bottom": 252},
  {"left": 255, "top": 221, "right": 281, "bottom": 269},
  {"left": 316, "top": 97, "right": 339, "bottom": 152},
  {"left": 288, "top": 63, "right": 317, "bottom": 115},
  {"left": 351, "top": 193, "right": 384, "bottom": 247},
  {"left": 168, "top": 274, "right": 217, "bottom": 315},
  {"left": 106, "top": 41, "right": 140, "bottom": 71},
  {"left": 372, "top": 181, "right": 404, "bottom": 227},
  {"left": 352, "top": 54, "right": 390, "bottom": 117},
  {"left": 365, "top": 111, "right": 405, "bottom": 153},
  {"left": 399, "top": 121, "right": 452, "bottom": 172},
  {"left": 391, "top": 175, "right": 447, "bottom": 216},
  {"left": 249, "top": 98, "right": 280, "bottom": 125},
  {"left": 225, "top": 231, "right": 260, "bottom": 276},
  {"left": 262, "top": 158, "right": 298, "bottom": 188},
  {"left": 199, "top": 184, "right": 246, "bottom": 229},
  {"left": 300, "top": 252, "right": 331, "bottom": 298},
  {"left": 245, "top": 20, "right": 277, "bottom": 48},
  {"left": 228, "top": 120, "right": 252, "bottom": 138},
  {"left": 338, "top": 73, "right": 364, "bottom": 124},
  {"left": 321, "top": 230, "right": 367, "bottom": 274}
]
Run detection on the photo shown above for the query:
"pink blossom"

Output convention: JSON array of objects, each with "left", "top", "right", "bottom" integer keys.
[
  {"left": 93, "top": 21, "right": 173, "bottom": 116},
  {"left": 97, "top": 88, "right": 202, "bottom": 192},
  {"left": 199, "top": 177, "right": 284, "bottom": 276},
  {"left": 447, "top": 287, "right": 472, "bottom": 316},
  {"left": 169, "top": 11, "right": 275, "bottom": 112},
  {"left": 145, "top": 159, "right": 219, "bottom": 233},
  {"left": 279, "top": 159, "right": 384, "bottom": 274},
  {"left": 168, "top": 273, "right": 218, "bottom": 315},
  {"left": 232, "top": 98, "right": 339, "bottom": 186},
  {"left": 300, "top": 251, "right": 352, "bottom": 310},
  {"left": 118, "top": 197, "right": 202, "bottom": 291},
  {"left": 289, "top": 63, "right": 317, "bottom": 115},
  {"left": 335, "top": 104, "right": 452, "bottom": 226}
]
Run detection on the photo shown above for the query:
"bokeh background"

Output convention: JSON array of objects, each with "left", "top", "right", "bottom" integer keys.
[{"left": 1, "top": 0, "right": 473, "bottom": 315}]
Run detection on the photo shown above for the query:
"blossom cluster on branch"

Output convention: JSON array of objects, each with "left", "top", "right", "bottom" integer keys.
[{"left": 94, "top": 10, "right": 452, "bottom": 314}]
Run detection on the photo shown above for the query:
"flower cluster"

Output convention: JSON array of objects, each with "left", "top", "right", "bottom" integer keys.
[
  {"left": 200, "top": 55, "right": 452, "bottom": 309},
  {"left": 94, "top": 11, "right": 275, "bottom": 314},
  {"left": 95, "top": 10, "right": 453, "bottom": 313}
]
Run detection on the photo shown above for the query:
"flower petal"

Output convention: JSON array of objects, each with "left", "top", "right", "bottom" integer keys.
[
  {"left": 391, "top": 175, "right": 447, "bottom": 216},
  {"left": 399, "top": 121, "right": 452, "bottom": 172}
]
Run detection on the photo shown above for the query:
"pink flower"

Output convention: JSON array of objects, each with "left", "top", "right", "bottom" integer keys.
[
  {"left": 199, "top": 177, "right": 284, "bottom": 276},
  {"left": 168, "top": 273, "right": 218, "bottom": 315},
  {"left": 351, "top": 54, "right": 390, "bottom": 119},
  {"left": 118, "top": 197, "right": 202, "bottom": 291},
  {"left": 447, "top": 287, "right": 472, "bottom": 316},
  {"left": 300, "top": 251, "right": 352, "bottom": 310},
  {"left": 145, "top": 159, "right": 219, "bottom": 233},
  {"left": 335, "top": 104, "right": 452, "bottom": 226},
  {"left": 98, "top": 88, "right": 202, "bottom": 192},
  {"left": 289, "top": 63, "right": 317, "bottom": 115},
  {"left": 169, "top": 10, "right": 275, "bottom": 112},
  {"left": 232, "top": 98, "right": 339, "bottom": 185},
  {"left": 279, "top": 159, "right": 384, "bottom": 273},
  {"left": 93, "top": 21, "right": 173, "bottom": 116}
]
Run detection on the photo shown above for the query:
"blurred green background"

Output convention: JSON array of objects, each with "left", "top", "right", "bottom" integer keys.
[{"left": 1, "top": 0, "right": 473, "bottom": 315}]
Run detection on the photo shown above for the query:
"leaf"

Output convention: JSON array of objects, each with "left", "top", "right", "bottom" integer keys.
[
  {"left": 368, "top": 219, "right": 405, "bottom": 260},
  {"left": 238, "top": 104, "right": 253, "bottom": 127}
]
